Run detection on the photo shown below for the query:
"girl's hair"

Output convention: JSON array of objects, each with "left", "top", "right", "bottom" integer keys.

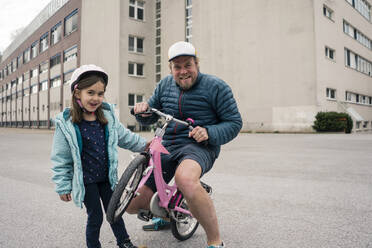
[{"left": 70, "top": 74, "right": 108, "bottom": 125}]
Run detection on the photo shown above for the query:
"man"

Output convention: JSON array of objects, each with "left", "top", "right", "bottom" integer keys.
[{"left": 127, "top": 41, "right": 242, "bottom": 248}]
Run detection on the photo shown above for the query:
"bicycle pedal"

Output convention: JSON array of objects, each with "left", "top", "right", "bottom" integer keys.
[
  {"left": 137, "top": 209, "right": 153, "bottom": 222},
  {"left": 201, "top": 181, "right": 212, "bottom": 195}
]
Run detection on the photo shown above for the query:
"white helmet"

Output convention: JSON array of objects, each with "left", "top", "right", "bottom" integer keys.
[
  {"left": 168, "top": 41, "right": 196, "bottom": 61},
  {"left": 70, "top": 64, "right": 108, "bottom": 92}
]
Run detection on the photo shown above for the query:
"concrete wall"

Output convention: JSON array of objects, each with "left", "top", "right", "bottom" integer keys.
[
  {"left": 161, "top": 0, "right": 186, "bottom": 77},
  {"left": 80, "top": 0, "right": 120, "bottom": 106},
  {"left": 119, "top": 0, "right": 156, "bottom": 127},
  {"left": 163, "top": 0, "right": 318, "bottom": 132}
]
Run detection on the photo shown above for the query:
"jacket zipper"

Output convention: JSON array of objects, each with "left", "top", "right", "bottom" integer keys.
[{"left": 172, "top": 90, "right": 184, "bottom": 143}]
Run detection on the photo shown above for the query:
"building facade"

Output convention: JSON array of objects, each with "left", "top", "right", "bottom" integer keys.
[{"left": 0, "top": 0, "right": 371, "bottom": 132}]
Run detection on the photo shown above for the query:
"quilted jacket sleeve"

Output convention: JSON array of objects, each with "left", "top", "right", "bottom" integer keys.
[
  {"left": 116, "top": 121, "right": 147, "bottom": 152},
  {"left": 204, "top": 81, "right": 242, "bottom": 146},
  {"left": 51, "top": 125, "right": 73, "bottom": 195}
]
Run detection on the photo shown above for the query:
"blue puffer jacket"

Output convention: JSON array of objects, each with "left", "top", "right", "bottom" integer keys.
[
  {"left": 138, "top": 72, "right": 242, "bottom": 157},
  {"left": 51, "top": 102, "right": 147, "bottom": 208}
]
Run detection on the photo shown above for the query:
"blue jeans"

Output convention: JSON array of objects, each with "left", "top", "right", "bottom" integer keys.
[{"left": 84, "top": 181, "right": 129, "bottom": 248}]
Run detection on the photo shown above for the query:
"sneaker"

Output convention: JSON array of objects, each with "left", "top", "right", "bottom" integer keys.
[
  {"left": 142, "top": 217, "right": 171, "bottom": 231},
  {"left": 118, "top": 239, "right": 137, "bottom": 248},
  {"left": 207, "top": 242, "right": 225, "bottom": 248}
]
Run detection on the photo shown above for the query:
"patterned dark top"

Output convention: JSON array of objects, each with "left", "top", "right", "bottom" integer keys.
[{"left": 78, "top": 119, "right": 108, "bottom": 185}]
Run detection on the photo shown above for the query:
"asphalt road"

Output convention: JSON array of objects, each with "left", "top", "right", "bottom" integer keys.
[{"left": 0, "top": 128, "right": 372, "bottom": 248}]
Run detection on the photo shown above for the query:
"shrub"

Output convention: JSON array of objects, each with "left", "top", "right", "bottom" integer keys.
[{"left": 313, "top": 111, "right": 353, "bottom": 133}]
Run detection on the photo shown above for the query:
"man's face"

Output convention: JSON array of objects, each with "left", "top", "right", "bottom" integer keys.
[{"left": 170, "top": 56, "right": 199, "bottom": 90}]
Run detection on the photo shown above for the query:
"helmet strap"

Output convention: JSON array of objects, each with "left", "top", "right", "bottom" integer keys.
[{"left": 76, "top": 99, "right": 95, "bottom": 115}]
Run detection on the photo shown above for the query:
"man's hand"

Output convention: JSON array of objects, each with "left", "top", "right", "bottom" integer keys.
[
  {"left": 60, "top": 193, "right": 72, "bottom": 202},
  {"left": 189, "top": 126, "right": 209, "bottom": 143},
  {"left": 134, "top": 102, "right": 152, "bottom": 117}
]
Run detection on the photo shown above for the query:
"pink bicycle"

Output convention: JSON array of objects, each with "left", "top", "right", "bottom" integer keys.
[{"left": 106, "top": 108, "right": 212, "bottom": 241}]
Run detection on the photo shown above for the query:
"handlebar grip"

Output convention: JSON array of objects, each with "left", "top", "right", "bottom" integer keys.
[{"left": 130, "top": 108, "right": 135, "bottom": 115}]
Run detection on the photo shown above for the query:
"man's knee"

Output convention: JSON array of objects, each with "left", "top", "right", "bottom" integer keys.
[{"left": 175, "top": 159, "right": 202, "bottom": 195}]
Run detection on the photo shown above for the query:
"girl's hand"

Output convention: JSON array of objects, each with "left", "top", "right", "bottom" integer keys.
[
  {"left": 60, "top": 193, "right": 72, "bottom": 202},
  {"left": 144, "top": 141, "right": 151, "bottom": 151}
]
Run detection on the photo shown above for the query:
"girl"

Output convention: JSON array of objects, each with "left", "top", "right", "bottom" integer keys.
[{"left": 51, "top": 64, "right": 146, "bottom": 248}]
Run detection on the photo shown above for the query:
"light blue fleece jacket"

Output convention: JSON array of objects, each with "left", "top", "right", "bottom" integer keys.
[{"left": 51, "top": 102, "right": 147, "bottom": 208}]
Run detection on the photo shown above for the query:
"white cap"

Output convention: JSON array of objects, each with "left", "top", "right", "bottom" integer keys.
[
  {"left": 168, "top": 41, "right": 196, "bottom": 61},
  {"left": 70, "top": 64, "right": 108, "bottom": 92}
]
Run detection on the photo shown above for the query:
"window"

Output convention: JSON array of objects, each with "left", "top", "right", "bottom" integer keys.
[
  {"left": 40, "top": 32, "right": 49, "bottom": 53},
  {"left": 129, "top": 0, "right": 144, "bottom": 20},
  {"left": 17, "top": 89, "right": 22, "bottom": 98},
  {"left": 51, "top": 22, "right": 62, "bottom": 45},
  {"left": 50, "top": 53, "right": 61, "bottom": 68},
  {"left": 343, "top": 20, "right": 372, "bottom": 50},
  {"left": 128, "top": 62, "right": 144, "bottom": 76},
  {"left": 31, "top": 84, "right": 38, "bottom": 94},
  {"left": 23, "top": 71, "right": 30, "bottom": 81},
  {"left": 7, "top": 63, "right": 11, "bottom": 75},
  {"left": 326, "top": 88, "right": 336, "bottom": 99},
  {"left": 39, "top": 80, "right": 48, "bottom": 91},
  {"left": 64, "top": 9, "right": 78, "bottom": 36},
  {"left": 356, "top": 121, "right": 361, "bottom": 129},
  {"left": 11, "top": 59, "right": 17, "bottom": 72},
  {"left": 31, "top": 67, "right": 38, "bottom": 78},
  {"left": 17, "top": 54, "right": 23, "bottom": 68},
  {"left": 345, "top": 0, "right": 371, "bottom": 21},
  {"left": 128, "top": 36, "right": 144, "bottom": 53},
  {"left": 31, "top": 41, "right": 38, "bottom": 59},
  {"left": 155, "top": 0, "right": 161, "bottom": 82},
  {"left": 39, "top": 61, "right": 49, "bottom": 74},
  {"left": 11, "top": 80, "right": 17, "bottom": 88},
  {"left": 323, "top": 5, "right": 334, "bottom": 20},
  {"left": 345, "top": 91, "right": 372, "bottom": 105},
  {"left": 64, "top": 45, "right": 78, "bottom": 62},
  {"left": 344, "top": 48, "right": 372, "bottom": 77},
  {"left": 186, "top": 0, "right": 192, "bottom": 42},
  {"left": 50, "top": 76, "right": 61, "bottom": 88},
  {"left": 325, "top": 47, "right": 335, "bottom": 60},
  {"left": 23, "top": 48, "right": 30, "bottom": 63},
  {"left": 63, "top": 70, "right": 74, "bottom": 84},
  {"left": 128, "top": 93, "right": 144, "bottom": 107}
]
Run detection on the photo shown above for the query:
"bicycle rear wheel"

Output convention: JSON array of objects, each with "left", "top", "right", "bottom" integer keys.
[
  {"left": 170, "top": 197, "right": 199, "bottom": 241},
  {"left": 106, "top": 154, "right": 147, "bottom": 224}
]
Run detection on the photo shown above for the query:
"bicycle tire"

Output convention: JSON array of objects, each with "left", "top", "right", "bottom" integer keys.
[
  {"left": 106, "top": 154, "right": 147, "bottom": 224},
  {"left": 170, "top": 197, "right": 199, "bottom": 241}
]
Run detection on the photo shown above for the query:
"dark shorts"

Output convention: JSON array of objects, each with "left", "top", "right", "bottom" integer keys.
[{"left": 145, "top": 143, "right": 216, "bottom": 193}]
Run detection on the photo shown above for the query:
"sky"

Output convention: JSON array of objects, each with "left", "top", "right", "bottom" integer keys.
[{"left": 0, "top": 0, "right": 51, "bottom": 54}]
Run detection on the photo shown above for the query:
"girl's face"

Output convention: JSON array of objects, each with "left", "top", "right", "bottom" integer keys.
[{"left": 75, "top": 81, "right": 105, "bottom": 113}]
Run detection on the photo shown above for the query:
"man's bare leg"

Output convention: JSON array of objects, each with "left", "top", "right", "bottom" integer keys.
[
  {"left": 126, "top": 185, "right": 154, "bottom": 214},
  {"left": 175, "top": 159, "right": 222, "bottom": 246}
]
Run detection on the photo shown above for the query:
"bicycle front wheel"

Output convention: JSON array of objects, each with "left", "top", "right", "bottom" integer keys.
[
  {"left": 170, "top": 197, "right": 199, "bottom": 241},
  {"left": 106, "top": 154, "right": 147, "bottom": 224}
]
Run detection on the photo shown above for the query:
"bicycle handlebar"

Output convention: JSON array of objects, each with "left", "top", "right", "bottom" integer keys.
[
  {"left": 131, "top": 107, "right": 193, "bottom": 130},
  {"left": 131, "top": 107, "right": 209, "bottom": 146}
]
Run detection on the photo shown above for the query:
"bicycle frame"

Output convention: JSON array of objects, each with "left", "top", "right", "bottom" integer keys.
[{"left": 134, "top": 108, "right": 193, "bottom": 217}]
